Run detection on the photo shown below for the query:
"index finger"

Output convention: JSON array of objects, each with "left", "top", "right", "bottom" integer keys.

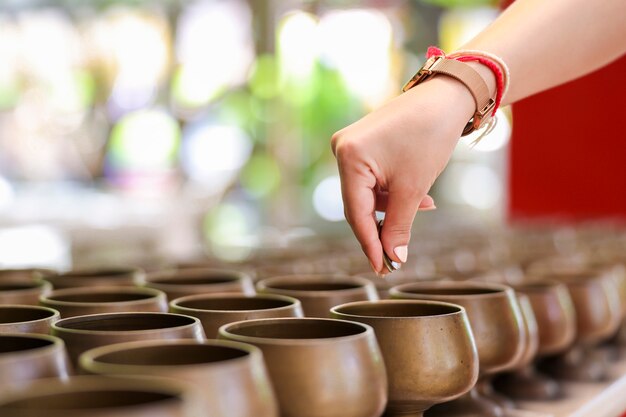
[{"left": 337, "top": 162, "right": 384, "bottom": 273}]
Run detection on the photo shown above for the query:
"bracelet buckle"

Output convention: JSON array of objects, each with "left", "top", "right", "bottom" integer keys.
[{"left": 402, "top": 56, "right": 444, "bottom": 92}]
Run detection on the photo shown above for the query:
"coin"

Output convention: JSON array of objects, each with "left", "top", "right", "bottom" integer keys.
[{"left": 377, "top": 219, "right": 401, "bottom": 273}]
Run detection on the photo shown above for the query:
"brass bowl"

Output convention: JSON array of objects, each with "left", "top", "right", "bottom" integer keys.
[
  {"left": 0, "top": 305, "right": 60, "bottom": 334},
  {"left": 80, "top": 339, "right": 278, "bottom": 417},
  {"left": 37, "top": 267, "right": 144, "bottom": 290},
  {"left": 0, "top": 268, "right": 55, "bottom": 283},
  {"left": 0, "top": 281, "right": 51, "bottom": 305},
  {"left": 40, "top": 286, "right": 168, "bottom": 318},
  {"left": 141, "top": 268, "right": 255, "bottom": 300},
  {"left": 550, "top": 270, "right": 621, "bottom": 346},
  {"left": 0, "top": 333, "right": 71, "bottom": 388},
  {"left": 0, "top": 375, "right": 202, "bottom": 417},
  {"left": 512, "top": 280, "right": 576, "bottom": 356},
  {"left": 52, "top": 312, "right": 205, "bottom": 366},
  {"left": 256, "top": 274, "right": 378, "bottom": 317},
  {"left": 331, "top": 300, "right": 478, "bottom": 417},
  {"left": 390, "top": 281, "right": 525, "bottom": 374},
  {"left": 170, "top": 293, "right": 303, "bottom": 337},
  {"left": 219, "top": 317, "right": 387, "bottom": 417}
]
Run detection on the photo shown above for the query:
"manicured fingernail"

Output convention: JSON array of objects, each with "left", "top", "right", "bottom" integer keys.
[
  {"left": 418, "top": 205, "right": 437, "bottom": 211},
  {"left": 394, "top": 246, "right": 408, "bottom": 263}
]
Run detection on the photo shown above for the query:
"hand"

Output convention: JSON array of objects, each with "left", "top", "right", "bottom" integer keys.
[{"left": 331, "top": 76, "right": 476, "bottom": 274}]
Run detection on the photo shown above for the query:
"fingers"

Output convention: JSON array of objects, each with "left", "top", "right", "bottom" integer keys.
[
  {"left": 335, "top": 151, "right": 384, "bottom": 273},
  {"left": 375, "top": 190, "right": 437, "bottom": 212},
  {"left": 380, "top": 188, "right": 427, "bottom": 265}
]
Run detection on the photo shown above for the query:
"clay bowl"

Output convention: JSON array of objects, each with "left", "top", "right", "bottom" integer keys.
[
  {"left": 0, "top": 375, "right": 202, "bottom": 417},
  {"left": 0, "top": 333, "right": 71, "bottom": 388},
  {"left": 0, "top": 281, "right": 51, "bottom": 305},
  {"left": 80, "top": 339, "right": 278, "bottom": 417},
  {"left": 40, "top": 286, "right": 168, "bottom": 318},
  {"left": 0, "top": 305, "right": 60, "bottom": 334},
  {"left": 353, "top": 272, "right": 450, "bottom": 299},
  {"left": 512, "top": 280, "right": 576, "bottom": 356},
  {"left": 0, "top": 268, "right": 55, "bottom": 283},
  {"left": 170, "top": 293, "right": 303, "bottom": 337},
  {"left": 36, "top": 267, "right": 144, "bottom": 290},
  {"left": 51, "top": 312, "right": 205, "bottom": 366},
  {"left": 141, "top": 268, "right": 255, "bottom": 300},
  {"left": 219, "top": 317, "right": 387, "bottom": 417},
  {"left": 531, "top": 270, "right": 621, "bottom": 382},
  {"left": 331, "top": 300, "right": 478, "bottom": 417},
  {"left": 256, "top": 275, "right": 378, "bottom": 317},
  {"left": 549, "top": 270, "right": 621, "bottom": 346}
]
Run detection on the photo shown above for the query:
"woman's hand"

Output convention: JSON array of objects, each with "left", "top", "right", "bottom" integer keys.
[{"left": 331, "top": 76, "right": 477, "bottom": 274}]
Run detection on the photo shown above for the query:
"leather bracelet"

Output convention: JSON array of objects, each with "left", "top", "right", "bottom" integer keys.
[{"left": 403, "top": 56, "right": 496, "bottom": 136}]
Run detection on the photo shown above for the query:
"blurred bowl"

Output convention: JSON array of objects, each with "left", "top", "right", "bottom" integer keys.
[
  {"left": 0, "top": 268, "right": 55, "bottom": 284},
  {"left": 256, "top": 275, "right": 378, "bottom": 317},
  {"left": 80, "top": 339, "right": 278, "bottom": 417},
  {"left": 40, "top": 286, "right": 168, "bottom": 318},
  {"left": 37, "top": 268, "right": 144, "bottom": 290},
  {"left": 0, "top": 333, "right": 70, "bottom": 388},
  {"left": 51, "top": 312, "right": 205, "bottom": 366},
  {"left": 170, "top": 293, "right": 303, "bottom": 337},
  {"left": 0, "top": 281, "right": 51, "bottom": 306},
  {"left": 141, "top": 268, "right": 255, "bottom": 300},
  {"left": 0, "top": 375, "right": 202, "bottom": 417},
  {"left": 0, "top": 305, "right": 60, "bottom": 334}
]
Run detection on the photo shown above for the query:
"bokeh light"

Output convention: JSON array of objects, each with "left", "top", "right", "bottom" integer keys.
[
  {"left": 460, "top": 164, "right": 502, "bottom": 209},
  {"left": 313, "top": 175, "right": 344, "bottom": 222},
  {"left": 107, "top": 109, "right": 180, "bottom": 172},
  {"left": 180, "top": 121, "right": 253, "bottom": 191}
]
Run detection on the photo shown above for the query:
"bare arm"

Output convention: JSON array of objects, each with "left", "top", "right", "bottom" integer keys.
[{"left": 332, "top": 0, "right": 626, "bottom": 274}]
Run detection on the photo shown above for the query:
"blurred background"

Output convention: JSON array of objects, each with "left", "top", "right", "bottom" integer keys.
[{"left": 0, "top": 0, "right": 511, "bottom": 269}]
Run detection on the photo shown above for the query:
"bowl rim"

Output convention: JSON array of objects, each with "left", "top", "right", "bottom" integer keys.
[
  {"left": 170, "top": 293, "right": 302, "bottom": 314},
  {"left": 79, "top": 338, "right": 260, "bottom": 374},
  {"left": 256, "top": 274, "right": 376, "bottom": 297},
  {"left": 51, "top": 312, "right": 201, "bottom": 335},
  {"left": 218, "top": 317, "right": 375, "bottom": 346},
  {"left": 389, "top": 280, "right": 513, "bottom": 300},
  {"left": 40, "top": 286, "right": 166, "bottom": 307},
  {"left": 330, "top": 299, "right": 466, "bottom": 320},
  {"left": 0, "top": 333, "right": 65, "bottom": 361},
  {"left": 0, "top": 304, "right": 60, "bottom": 325},
  {"left": 143, "top": 268, "right": 252, "bottom": 286}
]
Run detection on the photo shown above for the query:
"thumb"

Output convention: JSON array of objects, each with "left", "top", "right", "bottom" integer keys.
[{"left": 380, "top": 190, "right": 426, "bottom": 265}]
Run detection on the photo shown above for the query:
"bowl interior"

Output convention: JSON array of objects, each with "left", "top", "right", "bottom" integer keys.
[
  {"left": 398, "top": 286, "right": 502, "bottom": 296},
  {"left": 226, "top": 319, "right": 366, "bottom": 339},
  {"left": 334, "top": 301, "right": 461, "bottom": 317},
  {"left": 178, "top": 297, "right": 292, "bottom": 311},
  {"left": 48, "top": 293, "right": 154, "bottom": 303},
  {"left": 0, "top": 335, "right": 54, "bottom": 353},
  {"left": 152, "top": 276, "right": 237, "bottom": 286},
  {"left": 52, "top": 269, "right": 134, "bottom": 278},
  {"left": 57, "top": 314, "right": 195, "bottom": 332},
  {"left": 0, "top": 307, "right": 55, "bottom": 323},
  {"left": 0, "top": 283, "right": 40, "bottom": 291},
  {"left": 0, "top": 390, "right": 178, "bottom": 410},
  {"left": 264, "top": 282, "right": 362, "bottom": 291},
  {"left": 92, "top": 344, "right": 248, "bottom": 366}
]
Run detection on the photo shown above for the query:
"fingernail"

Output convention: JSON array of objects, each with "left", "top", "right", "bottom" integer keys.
[
  {"left": 394, "top": 246, "right": 408, "bottom": 263},
  {"left": 418, "top": 205, "right": 437, "bottom": 211}
]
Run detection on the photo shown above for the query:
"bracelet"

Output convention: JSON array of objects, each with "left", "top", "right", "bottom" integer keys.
[
  {"left": 403, "top": 47, "right": 498, "bottom": 136},
  {"left": 427, "top": 46, "right": 509, "bottom": 116}
]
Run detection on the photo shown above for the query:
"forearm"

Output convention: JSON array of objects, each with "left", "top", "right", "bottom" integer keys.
[{"left": 461, "top": 0, "right": 626, "bottom": 104}]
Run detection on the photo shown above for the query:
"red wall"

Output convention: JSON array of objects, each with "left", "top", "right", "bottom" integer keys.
[{"left": 508, "top": 55, "right": 626, "bottom": 221}]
